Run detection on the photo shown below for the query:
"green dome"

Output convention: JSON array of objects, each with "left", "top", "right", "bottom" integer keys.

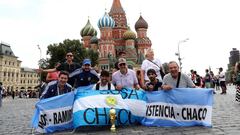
[
  {"left": 90, "top": 36, "right": 98, "bottom": 44},
  {"left": 123, "top": 27, "right": 136, "bottom": 40},
  {"left": 80, "top": 19, "right": 97, "bottom": 37}
]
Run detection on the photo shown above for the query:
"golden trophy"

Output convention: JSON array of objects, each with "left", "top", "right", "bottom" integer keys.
[{"left": 109, "top": 108, "right": 116, "bottom": 132}]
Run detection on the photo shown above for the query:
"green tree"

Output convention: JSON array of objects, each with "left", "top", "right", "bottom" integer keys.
[{"left": 46, "top": 39, "right": 99, "bottom": 68}]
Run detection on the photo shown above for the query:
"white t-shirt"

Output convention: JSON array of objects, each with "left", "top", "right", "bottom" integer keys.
[
  {"left": 92, "top": 82, "right": 115, "bottom": 90},
  {"left": 141, "top": 58, "right": 163, "bottom": 82},
  {"left": 219, "top": 72, "right": 225, "bottom": 82}
]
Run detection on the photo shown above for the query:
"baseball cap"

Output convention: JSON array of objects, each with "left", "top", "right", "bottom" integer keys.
[
  {"left": 118, "top": 58, "right": 127, "bottom": 65},
  {"left": 83, "top": 59, "right": 91, "bottom": 65}
]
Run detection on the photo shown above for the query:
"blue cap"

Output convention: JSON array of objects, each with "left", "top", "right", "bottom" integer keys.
[{"left": 83, "top": 59, "right": 91, "bottom": 65}]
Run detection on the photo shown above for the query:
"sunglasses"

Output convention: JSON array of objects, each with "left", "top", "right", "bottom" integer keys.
[
  {"left": 119, "top": 63, "right": 126, "bottom": 66},
  {"left": 66, "top": 55, "right": 73, "bottom": 57}
]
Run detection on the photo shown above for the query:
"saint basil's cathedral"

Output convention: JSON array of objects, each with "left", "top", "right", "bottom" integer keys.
[{"left": 80, "top": 0, "right": 151, "bottom": 70}]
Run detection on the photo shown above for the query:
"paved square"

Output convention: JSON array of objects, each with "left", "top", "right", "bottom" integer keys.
[{"left": 0, "top": 86, "right": 239, "bottom": 135}]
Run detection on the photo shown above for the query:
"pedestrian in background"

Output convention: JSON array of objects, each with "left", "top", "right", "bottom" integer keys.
[
  {"left": 219, "top": 67, "right": 227, "bottom": 94},
  {"left": 46, "top": 62, "right": 61, "bottom": 83},
  {"left": 11, "top": 90, "right": 15, "bottom": 99},
  {"left": 0, "top": 82, "right": 3, "bottom": 107},
  {"left": 204, "top": 69, "right": 211, "bottom": 88},
  {"left": 234, "top": 62, "right": 240, "bottom": 102}
]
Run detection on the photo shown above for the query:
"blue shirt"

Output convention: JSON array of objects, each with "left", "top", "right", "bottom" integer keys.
[
  {"left": 69, "top": 68, "right": 99, "bottom": 88},
  {"left": 40, "top": 81, "right": 72, "bottom": 99}
]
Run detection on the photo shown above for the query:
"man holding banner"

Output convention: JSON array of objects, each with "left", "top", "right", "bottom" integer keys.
[
  {"left": 92, "top": 70, "right": 115, "bottom": 90},
  {"left": 162, "top": 61, "right": 196, "bottom": 90},
  {"left": 112, "top": 58, "right": 140, "bottom": 90},
  {"left": 40, "top": 71, "right": 73, "bottom": 99}
]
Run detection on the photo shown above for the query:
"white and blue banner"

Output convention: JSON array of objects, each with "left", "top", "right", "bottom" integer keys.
[
  {"left": 31, "top": 91, "right": 75, "bottom": 133},
  {"left": 142, "top": 88, "right": 213, "bottom": 127},
  {"left": 31, "top": 87, "right": 213, "bottom": 133},
  {"left": 73, "top": 88, "right": 146, "bottom": 128}
]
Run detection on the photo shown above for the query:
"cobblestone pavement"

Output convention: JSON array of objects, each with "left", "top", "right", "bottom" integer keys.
[{"left": 0, "top": 86, "right": 240, "bottom": 135}]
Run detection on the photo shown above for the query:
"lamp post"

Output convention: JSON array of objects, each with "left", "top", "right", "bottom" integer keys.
[
  {"left": 37, "top": 45, "right": 42, "bottom": 61},
  {"left": 175, "top": 38, "right": 189, "bottom": 71},
  {"left": 37, "top": 45, "right": 42, "bottom": 84}
]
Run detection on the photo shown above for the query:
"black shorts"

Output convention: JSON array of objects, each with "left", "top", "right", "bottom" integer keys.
[{"left": 220, "top": 81, "right": 226, "bottom": 88}]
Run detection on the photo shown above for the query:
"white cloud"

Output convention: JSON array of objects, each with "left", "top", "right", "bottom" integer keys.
[{"left": 0, "top": 0, "right": 239, "bottom": 76}]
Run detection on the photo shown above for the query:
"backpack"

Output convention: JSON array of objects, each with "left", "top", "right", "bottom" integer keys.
[{"left": 96, "top": 82, "right": 111, "bottom": 90}]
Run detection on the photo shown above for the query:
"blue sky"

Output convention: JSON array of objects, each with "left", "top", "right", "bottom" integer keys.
[{"left": 1, "top": 0, "right": 240, "bottom": 76}]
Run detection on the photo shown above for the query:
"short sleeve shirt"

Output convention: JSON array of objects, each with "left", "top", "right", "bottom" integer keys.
[
  {"left": 141, "top": 59, "right": 163, "bottom": 82},
  {"left": 162, "top": 73, "right": 195, "bottom": 89},
  {"left": 56, "top": 62, "right": 81, "bottom": 73},
  {"left": 219, "top": 72, "right": 225, "bottom": 82},
  {"left": 56, "top": 62, "right": 81, "bottom": 86},
  {"left": 112, "top": 69, "right": 138, "bottom": 88}
]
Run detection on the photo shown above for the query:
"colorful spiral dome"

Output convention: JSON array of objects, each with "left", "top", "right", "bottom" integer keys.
[
  {"left": 80, "top": 19, "right": 97, "bottom": 37},
  {"left": 90, "top": 36, "right": 98, "bottom": 44},
  {"left": 123, "top": 27, "right": 136, "bottom": 40},
  {"left": 98, "top": 12, "right": 115, "bottom": 28},
  {"left": 135, "top": 15, "right": 148, "bottom": 30}
]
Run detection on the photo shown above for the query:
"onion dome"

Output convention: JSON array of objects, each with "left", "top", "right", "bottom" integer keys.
[
  {"left": 98, "top": 12, "right": 115, "bottom": 28},
  {"left": 135, "top": 15, "right": 148, "bottom": 30},
  {"left": 123, "top": 27, "right": 136, "bottom": 40},
  {"left": 80, "top": 19, "right": 97, "bottom": 37},
  {"left": 90, "top": 36, "right": 98, "bottom": 44}
]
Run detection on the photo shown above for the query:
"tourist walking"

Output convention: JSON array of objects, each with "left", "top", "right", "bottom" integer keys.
[
  {"left": 11, "top": 90, "right": 15, "bottom": 99},
  {"left": 0, "top": 82, "right": 2, "bottom": 107},
  {"left": 219, "top": 67, "right": 227, "bottom": 94},
  {"left": 204, "top": 69, "right": 211, "bottom": 88}
]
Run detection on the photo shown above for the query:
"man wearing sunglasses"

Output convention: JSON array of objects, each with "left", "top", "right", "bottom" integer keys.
[
  {"left": 39, "top": 52, "right": 81, "bottom": 86},
  {"left": 112, "top": 58, "right": 140, "bottom": 90}
]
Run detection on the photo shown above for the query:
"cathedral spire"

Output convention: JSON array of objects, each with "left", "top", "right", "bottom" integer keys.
[{"left": 109, "top": 0, "right": 125, "bottom": 14}]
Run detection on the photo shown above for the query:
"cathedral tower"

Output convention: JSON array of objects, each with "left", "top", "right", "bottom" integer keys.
[
  {"left": 109, "top": 0, "right": 128, "bottom": 56},
  {"left": 98, "top": 12, "right": 116, "bottom": 70},
  {"left": 80, "top": 19, "right": 97, "bottom": 49},
  {"left": 135, "top": 15, "right": 152, "bottom": 63}
]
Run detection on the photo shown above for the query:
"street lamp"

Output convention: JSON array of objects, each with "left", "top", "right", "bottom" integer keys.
[
  {"left": 37, "top": 45, "right": 42, "bottom": 61},
  {"left": 175, "top": 38, "right": 189, "bottom": 71},
  {"left": 37, "top": 45, "right": 42, "bottom": 84}
]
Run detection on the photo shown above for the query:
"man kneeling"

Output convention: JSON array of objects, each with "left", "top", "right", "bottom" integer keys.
[{"left": 40, "top": 71, "right": 73, "bottom": 99}]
